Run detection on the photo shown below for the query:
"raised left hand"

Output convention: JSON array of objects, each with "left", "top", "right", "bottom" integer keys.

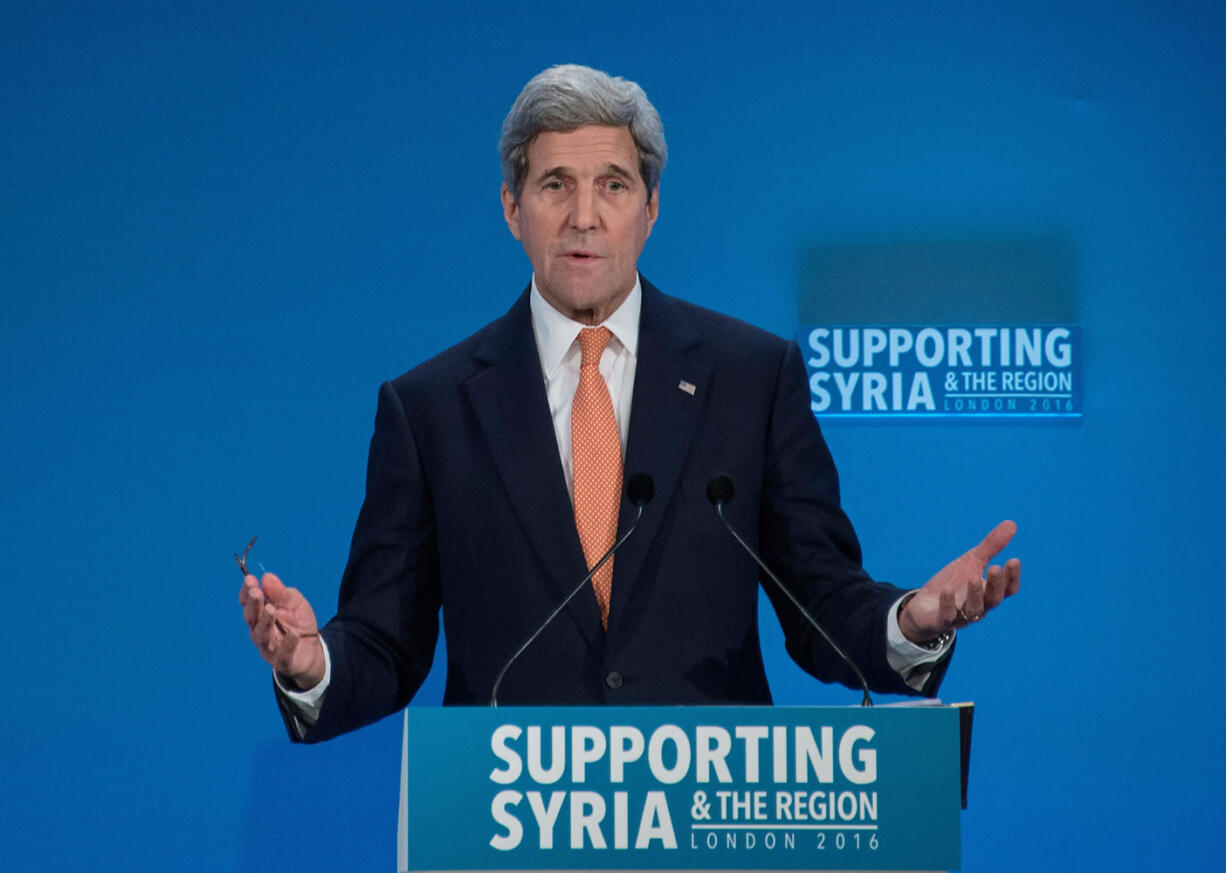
[{"left": 898, "top": 520, "right": 1021, "bottom": 644}]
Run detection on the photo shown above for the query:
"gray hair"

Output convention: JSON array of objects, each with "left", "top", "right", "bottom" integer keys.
[{"left": 499, "top": 64, "right": 667, "bottom": 201}]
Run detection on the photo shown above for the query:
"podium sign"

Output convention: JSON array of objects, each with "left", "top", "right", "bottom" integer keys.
[{"left": 400, "top": 706, "right": 961, "bottom": 871}]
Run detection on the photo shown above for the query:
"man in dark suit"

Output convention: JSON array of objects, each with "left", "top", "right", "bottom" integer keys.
[{"left": 240, "top": 64, "right": 1020, "bottom": 742}]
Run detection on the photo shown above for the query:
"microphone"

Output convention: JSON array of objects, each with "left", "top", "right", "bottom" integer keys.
[
  {"left": 489, "top": 473, "right": 655, "bottom": 706},
  {"left": 706, "top": 474, "right": 874, "bottom": 707}
]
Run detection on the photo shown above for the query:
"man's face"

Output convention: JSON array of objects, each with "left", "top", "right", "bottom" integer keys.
[{"left": 502, "top": 125, "right": 658, "bottom": 325}]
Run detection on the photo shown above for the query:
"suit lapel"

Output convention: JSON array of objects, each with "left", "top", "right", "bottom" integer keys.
[
  {"left": 610, "top": 280, "right": 710, "bottom": 630},
  {"left": 464, "top": 281, "right": 711, "bottom": 644},
  {"left": 463, "top": 290, "right": 606, "bottom": 649}
]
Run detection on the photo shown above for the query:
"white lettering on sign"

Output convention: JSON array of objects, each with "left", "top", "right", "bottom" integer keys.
[{"left": 489, "top": 724, "right": 877, "bottom": 785}]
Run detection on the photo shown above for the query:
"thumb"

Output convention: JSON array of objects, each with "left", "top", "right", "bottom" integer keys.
[
  {"left": 971, "top": 520, "right": 1017, "bottom": 564},
  {"left": 260, "top": 572, "right": 293, "bottom": 606}
]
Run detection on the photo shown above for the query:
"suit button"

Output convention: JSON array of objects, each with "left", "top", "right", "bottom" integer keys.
[{"left": 605, "top": 671, "right": 623, "bottom": 690}]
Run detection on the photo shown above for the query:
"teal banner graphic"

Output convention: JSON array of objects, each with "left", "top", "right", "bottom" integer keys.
[
  {"left": 403, "top": 706, "right": 961, "bottom": 871},
  {"left": 798, "top": 325, "right": 1082, "bottom": 418}
]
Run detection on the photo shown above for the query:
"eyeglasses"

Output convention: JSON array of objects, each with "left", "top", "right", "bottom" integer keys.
[
  {"left": 234, "top": 535, "right": 319, "bottom": 639},
  {"left": 233, "top": 535, "right": 258, "bottom": 577}
]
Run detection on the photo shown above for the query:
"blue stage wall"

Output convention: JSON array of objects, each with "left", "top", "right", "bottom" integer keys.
[{"left": 2, "top": 1, "right": 1223, "bottom": 870}]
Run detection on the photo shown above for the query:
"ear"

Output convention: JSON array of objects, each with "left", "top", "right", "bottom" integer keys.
[
  {"left": 645, "top": 187, "right": 660, "bottom": 237},
  {"left": 500, "top": 184, "right": 522, "bottom": 241}
]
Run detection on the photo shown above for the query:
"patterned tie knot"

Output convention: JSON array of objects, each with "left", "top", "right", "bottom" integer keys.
[{"left": 578, "top": 327, "right": 613, "bottom": 369}]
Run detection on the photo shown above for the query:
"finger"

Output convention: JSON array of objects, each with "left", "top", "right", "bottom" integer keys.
[
  {"left": 1004, "top": 557, "right": 1021, "bottom": 596},
  {"left": 961, "top": 578, "right": 986, "bottom": 622},
  {"left": 258, "top": 598, "right": 285, "bottom": 640},
  {"left": 269, "top": 632, "right": 289, "bottom": 668},
  {"left": 969, "top": 520, "right": 1017, "bottom": 565},
  {"left": 983, "top": 564, "right": 1007, "bottom": 609},
  {"left": 263, "top": 605, "right": 289, "bottom": 658},
  {"left": 252, "top": 599, "right": 275, "bottom": 638},
  {"left": 242, "top": 581, "right": 265, "bottom": 629},
  {"left": 239, "top": 574, "right": 261, "bottom": 608},
  {"left": 938, "top": 589, "right": 958, "bottom": 630}
]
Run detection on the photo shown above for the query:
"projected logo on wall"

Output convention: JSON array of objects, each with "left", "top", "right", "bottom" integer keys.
[{"left": 797, "top": 325, "right": 1081, "bottom": 418}]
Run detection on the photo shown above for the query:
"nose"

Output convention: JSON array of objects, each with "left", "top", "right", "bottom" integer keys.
[{"left": 570, "top": 184, "right": 599, "bottom": 231}]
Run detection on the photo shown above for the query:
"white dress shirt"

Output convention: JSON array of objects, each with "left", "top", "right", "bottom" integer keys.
[{"left": 529, "top": 275, "right": 639, "bottom": 501}]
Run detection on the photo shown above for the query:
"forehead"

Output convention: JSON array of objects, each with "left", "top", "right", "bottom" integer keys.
[{"left": 526, "top": 125, "right": 641, "bottom": 180}]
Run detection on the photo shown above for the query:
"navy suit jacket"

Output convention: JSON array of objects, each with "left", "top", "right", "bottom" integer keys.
[{"left": 286, "top": 279, "right": 946, "bottom": 743}]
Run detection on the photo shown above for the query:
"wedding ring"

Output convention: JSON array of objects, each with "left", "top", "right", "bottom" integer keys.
[{"left": 956, "top": 606, "right": 982, "bottom": 624}]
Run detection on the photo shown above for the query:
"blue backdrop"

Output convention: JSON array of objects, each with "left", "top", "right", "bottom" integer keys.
[{"left": 3, "top": 1, "right": 1223, "bottom": 870}]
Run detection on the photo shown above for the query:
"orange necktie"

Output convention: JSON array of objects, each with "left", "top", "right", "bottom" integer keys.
[{"left": 571, "top": 327, "right": 623, "bottom": 629}]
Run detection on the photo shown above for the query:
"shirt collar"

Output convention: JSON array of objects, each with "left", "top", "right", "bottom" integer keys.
[{"left": 529, "top": 275, "right": 642, "bottom": 379}]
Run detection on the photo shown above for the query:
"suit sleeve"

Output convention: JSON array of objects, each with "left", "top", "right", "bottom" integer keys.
[
  {"left": 289, "top": 380, "right": 443, "bottom": 743},
  {"left": 757, "top": 341, "right": 949, "bottom": 698}
]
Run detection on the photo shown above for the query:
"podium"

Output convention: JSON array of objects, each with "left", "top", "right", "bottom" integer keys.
[{"left": 397, "top": 704, "right": 971, "bottom": 872}]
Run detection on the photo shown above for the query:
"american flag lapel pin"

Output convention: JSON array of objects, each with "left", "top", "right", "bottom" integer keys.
[{"left": 678, "top": 380, "right": 696, "bottom": 396}]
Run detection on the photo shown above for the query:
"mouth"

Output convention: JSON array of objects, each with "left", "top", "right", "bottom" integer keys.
[{"left": 563, "top": 250, "right": 602, "bottom": 261}]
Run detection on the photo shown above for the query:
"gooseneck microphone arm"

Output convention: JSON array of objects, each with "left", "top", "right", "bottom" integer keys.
[
  {"left": 706, "top": 474, "right": 873, "bottom": 707},
  {"left": 489, "top": 473, "right": 655, "bottom": 707}
]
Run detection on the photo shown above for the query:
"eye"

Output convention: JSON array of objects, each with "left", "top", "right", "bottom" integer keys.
[
  {"left": 605, "top": 179, "right": 626, "bottom": 192},
  {"left": 544, "top": 179, "right": 564, "bottom": 191}
]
